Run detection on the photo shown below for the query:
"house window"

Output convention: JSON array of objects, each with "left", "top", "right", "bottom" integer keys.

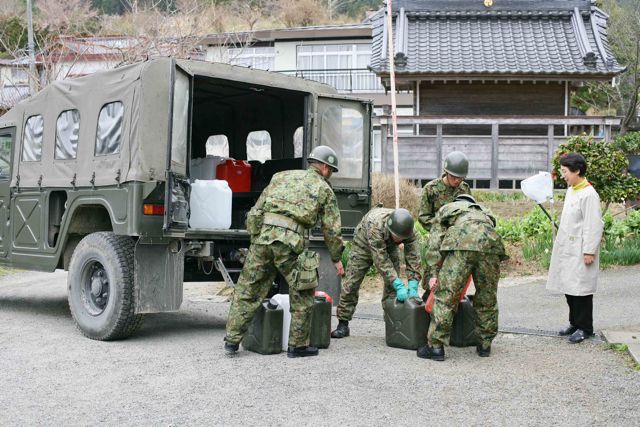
[
  {"left": 206, "top": 135, "right": 229, "bottom": 157},
  {"left": 228, "top": 47, "right": 276, "bottom": 70},
  {"left": 55, "top": 109, "right": 80, "bottom": 160},
  {"left": 297, "top": 44, "right": 372, "bottom": 70},
  {"left": 372, "top": 129, "right": 382, "bottom": 173},
  {"left": 95, "top": 101, "right": 123, "bottom": 156},
  {"left": 10, "top": 67, "right": 29, "bottom": 85},
  {"left": 22, "top": 115, "right": 43, "bottom": 162},
  {"left": 246, "top": 131, "right": 271, "bottom": 163}
]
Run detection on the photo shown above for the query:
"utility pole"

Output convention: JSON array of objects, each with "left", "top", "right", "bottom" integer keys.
[
  {"left": 386, "top": 0, "right": 400, "bottom": 208},
  {"left": 26, "top": 0, "right": 37, "bottom": 95}
]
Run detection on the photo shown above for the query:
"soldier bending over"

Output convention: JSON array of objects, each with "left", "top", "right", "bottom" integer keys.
[
  {"left": 418, "top": 194, "right": 506, "bottom": 361},
  {"left": 331, "top": 208, "right": 422, "bottom": 339}
]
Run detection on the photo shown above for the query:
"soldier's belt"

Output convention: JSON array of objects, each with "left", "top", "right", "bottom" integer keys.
[{"left": 263, "top": 212, "right": 305, "bottom": 234}]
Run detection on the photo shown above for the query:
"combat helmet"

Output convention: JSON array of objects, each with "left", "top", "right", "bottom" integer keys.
[
  {"left": 386, "top": 208, "right": 415, "bottom": 240},
  {"left": 308, "top": 145, "right": 339, "bottom": 172},
  {"left": 443, "top": 151, "right": 469, "bottom": 178},
  {"left": 455, "top": 194, "right": 476, "bottom": 204}
]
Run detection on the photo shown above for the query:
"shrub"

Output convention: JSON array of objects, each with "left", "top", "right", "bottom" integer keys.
[
  {"left": 551, "top": 134, "right": 640, "bottom": 210},
  {"left": 613, "top": 131, "right": 640, "bottom": 155},
  {"left": 371, "top": 173, "right": 421, "bottom": 217}
]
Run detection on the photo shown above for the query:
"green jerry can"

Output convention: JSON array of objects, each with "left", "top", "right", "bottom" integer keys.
[
  {"left": 242, "top": 299, "right": 284, "bottom": 355},
  {"left": 383, "top": 297, "right": 428, "bottom": 350},
  {"left": 309, "top": 294, "right": 332, "bottom": 349},
  {"left": 449, "top": 296, "right": 480, "bottom": 347}
]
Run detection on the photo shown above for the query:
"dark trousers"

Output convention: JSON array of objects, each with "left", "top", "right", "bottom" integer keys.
[{"left": 565, "top": 294, "right": 593, "bottom": 334}]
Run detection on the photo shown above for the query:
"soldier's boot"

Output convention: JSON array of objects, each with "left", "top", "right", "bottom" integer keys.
[
  {"left": 224, "top": 341, "right": 239, "bottom": 356},
  {"left": 416, "top": 344, "right": 445, "bottom": 361},
  {"left": 287, "top": 346, "right": 319, "bottom": 358},
  {"left": 331, "top": 320, "right": 350, "bottom": 338},
  {"left": 476, "top": 344, "right": 491, "bottom": 357}
]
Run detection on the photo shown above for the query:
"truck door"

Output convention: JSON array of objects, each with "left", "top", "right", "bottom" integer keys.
[
  {"left": 0, "top": 127, "right": 15, "bottom": 259},
  {"left": 164, "top": 63, "right": 192, "bottom": 234},
  {"left": 315, "top": 96, "right": 372, "bottom": 236}
]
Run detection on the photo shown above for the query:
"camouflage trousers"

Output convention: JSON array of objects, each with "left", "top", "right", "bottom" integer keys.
[
  {"left": 225, "top": 241, "right": 314, "bottom": 347},
  {"left": 428, "top": 250, "right": 500, "bottom": 348},
  {"left": 336, "top": 243, "right": 401, "bottom": 322}
]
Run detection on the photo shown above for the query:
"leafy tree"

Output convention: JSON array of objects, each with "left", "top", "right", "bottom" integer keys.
[
  {"left": 551, "top": 135, "right": 640, "bottom": 211},
  {"left": 572, "top": 0, "right": 640, "bottom": 133}
]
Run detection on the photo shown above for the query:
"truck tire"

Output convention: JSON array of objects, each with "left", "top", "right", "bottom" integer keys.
[{"left": 67, "top": 232, "right": 143, "bottom": 340}]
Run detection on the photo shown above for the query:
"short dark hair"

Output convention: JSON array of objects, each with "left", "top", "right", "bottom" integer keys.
[{"left": 559, "top": 152, "right": 587, "bottom": 176}]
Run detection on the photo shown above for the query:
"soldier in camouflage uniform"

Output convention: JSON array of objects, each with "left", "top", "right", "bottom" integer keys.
[
  {"left": 224, "top": 146, "right": 345, "bottom": 358},
  {"left": 418, "top": 151, "right": 471, "bottom": 299},
  {"left": 417, "top": 194, "right": 506, "bottom": 361},
  {"left": 418, "top": 151, "right": 471, "bottom": 230},
  {"left": 331, "top": 208, "right": 422, "bottom": 339}
]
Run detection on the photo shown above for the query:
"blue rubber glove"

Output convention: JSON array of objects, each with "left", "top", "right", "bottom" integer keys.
[
  {"left": 408, "top": 279, "right": 420, "bottom": 298},
  {"left": 393, "top": 278, "right": 408, "bottom": 302}
]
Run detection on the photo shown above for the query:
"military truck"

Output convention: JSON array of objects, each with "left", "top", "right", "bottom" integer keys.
[{"left": 0, "top": 58, "right": 372, "bottom": 340}]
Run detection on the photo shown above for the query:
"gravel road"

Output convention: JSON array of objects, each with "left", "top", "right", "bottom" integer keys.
[{"left": 1, "top": 268, "right": 639, "bottom": 426}]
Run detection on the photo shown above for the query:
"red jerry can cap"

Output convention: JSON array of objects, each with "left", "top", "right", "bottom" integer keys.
[{"left": 314, "top": 290, "right": 333, "bottom": 305}]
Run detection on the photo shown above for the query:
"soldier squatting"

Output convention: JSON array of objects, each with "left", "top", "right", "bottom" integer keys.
[{"left": 224, "top": 149, "right": 507, "bottom": 361}]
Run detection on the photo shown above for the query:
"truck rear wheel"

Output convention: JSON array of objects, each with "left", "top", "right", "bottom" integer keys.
[{"left": 68, "top": 232, "right": 143, "bottom": 340}]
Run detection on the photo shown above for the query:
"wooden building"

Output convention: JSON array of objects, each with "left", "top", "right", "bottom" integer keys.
[{"left": 368, "top": 0, "right": 625, "bottom": 188}]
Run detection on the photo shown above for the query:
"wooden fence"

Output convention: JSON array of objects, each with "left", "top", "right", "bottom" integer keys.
[{"left": 377, "top": 115, "right": 621, "bottom": 189}]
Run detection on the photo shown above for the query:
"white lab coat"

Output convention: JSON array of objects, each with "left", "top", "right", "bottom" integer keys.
[{"left": 546, "top": 184, "right": 604, "bottom": 296}]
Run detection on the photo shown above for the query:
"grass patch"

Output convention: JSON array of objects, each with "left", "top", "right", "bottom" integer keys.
[
  {"left": 600, "top": 236, "right": 640, "bottom": 268},
  {"left": 603, "top": 343, "right": 640, "bottom": 371},
  {"left": 472, "top": 190, "right": 526, "bottom": 202}
]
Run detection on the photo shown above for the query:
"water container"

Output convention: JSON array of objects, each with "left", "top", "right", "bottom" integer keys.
[
  {"left": 271, "top": 294, "right": 291, "bottom": 351},
  {"left": 309, "top": 294, "right": 331, "bottom": 349},
  {"left": 383, "top": 297, "right": 428, "bottom": 350},
  {"left": 242, "top": 298, "right": 283, "bottom": 355},
  {"left": 191, "top": 156, "right": 226, "bottom": 181},
  {"left": 450, "top": 296, "right": 480, "bottom": 347},
  {"left": 188, "top": 179, "right": 232, "bottom": 229},
  {"left": 217, "top": 159, "right": 252, "bottom": 192}
]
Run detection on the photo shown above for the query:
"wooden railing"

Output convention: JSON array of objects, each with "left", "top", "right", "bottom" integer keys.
[{"left": 376, "top": 115, "right": 620, "bottom": 189}]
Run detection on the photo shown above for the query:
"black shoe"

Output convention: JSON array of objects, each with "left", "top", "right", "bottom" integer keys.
[
  {"left": 224, "top": 341, "right": 239, "bottom": 355},
  {"left": 568, "top": 329, "right": 591, "bottom": 344},
  {"left": 287, "top": 346, "right": 319, "bottom": 358},
  {"left": 558, "top": 325, "right": 578, "bottom": 336},
  {"left": 416, "top": 344, "right": 445, "bottom": 361},
  {"left": 476, "top": 344, "right": 491, "bottom": 357},
  {"left": 331, "top": 321, "right": 350, "bottom": 339}
]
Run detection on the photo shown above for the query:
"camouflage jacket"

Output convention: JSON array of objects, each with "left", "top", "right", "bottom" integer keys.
[
  {"left": 425, "top": 201, "right": 506, "bottom": 277},
  {"left": 252, "top": 168, "right": 344, "bottom": 262},
  {"left": 352, "top": 208, "right": 422, "bottom": 283},
  {"left": 418, "top": 176, "right": 471, "bottom": 230}
]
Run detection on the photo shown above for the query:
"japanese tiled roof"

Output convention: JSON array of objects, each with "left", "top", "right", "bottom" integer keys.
[{"left": 369, "top": 0, "right": 624, "bottom": 78}]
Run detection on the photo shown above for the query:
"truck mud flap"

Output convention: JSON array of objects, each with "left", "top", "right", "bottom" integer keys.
[{"left": 134, "top": 240, "right": 185, "bottom": 313}]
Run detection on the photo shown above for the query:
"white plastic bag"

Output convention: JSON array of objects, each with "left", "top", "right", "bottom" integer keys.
[{"left": 521, "top": 171, "right": 554, "bottom": 204}]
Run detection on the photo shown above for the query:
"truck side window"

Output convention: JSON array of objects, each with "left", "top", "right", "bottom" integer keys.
[
  {"left": 247, "top": 131, "right": 271, "bottom": 163},
  {"left": 22, "top": 114, "right": 44, "bottom": 162},
  {"left": 0, "top": 134, "right": 11, "bottom": 179},
  {"left": 55, "top": 109, "right": 80, "bottom": 160},
  {"left": 95, "top": 101, "right": 123, "bottom": 156},
  {"left": 293, "top": 126, "right": 303, "bottom": 158},
  {"left": 321, "top": 107, "right": 363, "bottom": 179},
  {"left": 205, "top": 135, "right": 229, "bottom": 157}
]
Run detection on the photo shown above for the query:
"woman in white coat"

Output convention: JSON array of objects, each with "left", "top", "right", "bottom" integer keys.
[{"left": 547, "top": 152, "right": 604, "bottom": 344}]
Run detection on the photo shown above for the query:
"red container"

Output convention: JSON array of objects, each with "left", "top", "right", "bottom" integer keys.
[{"left": 216, "top": 159, "right": 252, "bottom": 192}]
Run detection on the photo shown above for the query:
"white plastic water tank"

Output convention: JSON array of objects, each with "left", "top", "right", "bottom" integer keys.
[
  {"left": 271, "top": 294, "right": 291, "bottom": 350},
  {"left": 189, "top": 179, "right": 232, "bottom": 229}
]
